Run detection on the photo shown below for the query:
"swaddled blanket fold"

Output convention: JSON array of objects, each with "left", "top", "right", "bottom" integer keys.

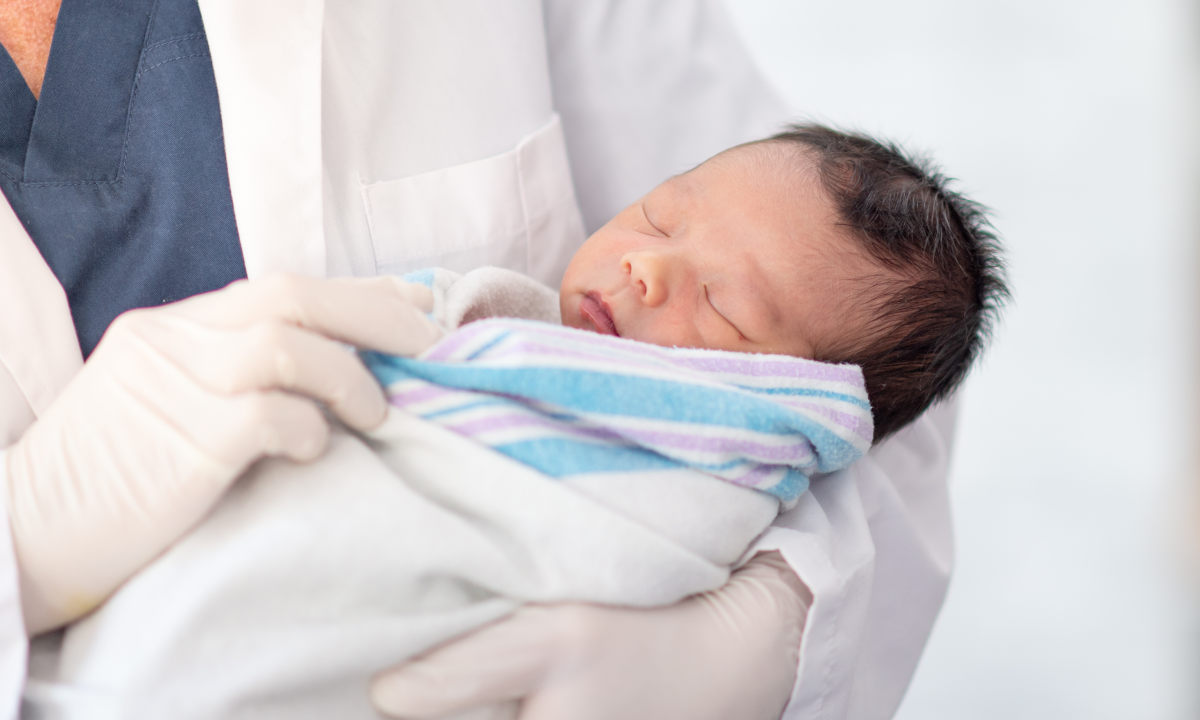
[
  {"left": 23, "top": 268, "right": 872, "bottom": 720},
  {"left": 363, "top": 318, "right": 872, "bottom": 506}
]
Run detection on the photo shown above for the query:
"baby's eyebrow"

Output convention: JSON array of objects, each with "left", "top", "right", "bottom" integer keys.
[
  {"left": 662, "top": 173, "right": 696, "bottom": 200},
  {"left": 646, "top": 179, "right": 696, "bottom": 230}
]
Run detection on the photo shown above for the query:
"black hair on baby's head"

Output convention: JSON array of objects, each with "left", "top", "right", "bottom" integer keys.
[{"left": 764, "top": 124, "right": 1007, "bottom": 442}]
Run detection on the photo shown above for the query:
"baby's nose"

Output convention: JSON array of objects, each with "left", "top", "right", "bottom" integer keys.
[{"left": 622, "top": 251, "right": 670, "bottom": 307}]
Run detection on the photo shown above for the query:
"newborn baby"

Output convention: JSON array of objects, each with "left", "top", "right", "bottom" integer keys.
[
  {"left": 24, "top": 125, "right": 1004, "bottom": 720},
  {"left": 564, "top": 123, "right": 1001, "bottom": 441}
]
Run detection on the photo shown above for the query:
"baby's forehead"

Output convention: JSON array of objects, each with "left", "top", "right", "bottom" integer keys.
[
  {"left": 668, "top": 144, "right": 830, "bottom": 228},
  {"left": 702, "top": 141, "right": 820, "bottom": 182},
  {"left": 695, "top": 145, "right": 888, "bottom": 301},
  {"left": 687, "top": 144, "right": 847, "bottom": 241},
  {"left": 741, "top": 149, "right": 897, "bottom": 285}
]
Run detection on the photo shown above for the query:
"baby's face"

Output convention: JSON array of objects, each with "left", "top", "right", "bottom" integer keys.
[{"left": 560, "top": 145, "right": 880, "bottom": 359}]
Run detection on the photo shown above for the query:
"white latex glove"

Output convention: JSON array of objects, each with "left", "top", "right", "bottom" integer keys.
[
  {"left": 4, "top": 274, "right": 442, "bottom": 634},
  {"left": 370, "top": 551, "right": 812, "bottom": 720}
]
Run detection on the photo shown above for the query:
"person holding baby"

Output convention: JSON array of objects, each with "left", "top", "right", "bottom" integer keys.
[{"left": 0, "top": 1, "right": 1000, "bottom": 719}]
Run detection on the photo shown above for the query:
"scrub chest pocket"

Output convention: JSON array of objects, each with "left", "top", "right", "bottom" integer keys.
[{"left": 361, "top": 114, "right": 585, "bottom": 287}]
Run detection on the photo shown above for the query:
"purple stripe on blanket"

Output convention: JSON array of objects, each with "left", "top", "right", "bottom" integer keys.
[
  {"left": 446, "top": 321, "right": 863, "bottom": 386},
  {"left": 459, "top": 339, "right": 824, "bottom": 401},
  {"left": 670, "top": 355, "right": 862, "bottom": 384},
  {"left": 472, "top": 339, "right": 870, "bottom": 441},
  {"left": 387, "top": 373, "right": 868, "bottom": 447},
  {"left": 721, "top": 464, "right": 781, "bottom": 488},
  {"left": 777, "top": 401, "right": 874, "bottom": 442},
  {"left": 471, "top": 342, "right": 727, "bottom": 387},
  {"left": 488, "top": 330, "right": 738, "bottom": 372},
  {"left": 446, "top": 412, "right": 623, "bottom": 443},
  {"left": 421, "top": 326, "right": 491, "bottom": 362},
  {"left": 387, "top": 384, "right": 460, "bottom": 407},
  {"left": 605, "top": 425, "right": 817, "bottom": 464},
  {"left": 388, "top": 365, "right": 868, "bottom": 445},
  {"left": 424, "top": 328, "right": 642, "bottom": 370},
  {"left": 439, "top": 326, "right": 864, "bottom": 393},
  {"left": 446, "top": 323, "right": 713, "bottom": 369}
]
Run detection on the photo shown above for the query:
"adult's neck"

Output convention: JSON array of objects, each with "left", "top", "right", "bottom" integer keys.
[{"left": 0, "top": 0, "right": 62, "bottom": 100}]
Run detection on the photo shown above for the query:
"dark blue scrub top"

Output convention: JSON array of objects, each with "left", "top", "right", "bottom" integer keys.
[{"left": 0, "top": 0, "right": 246, "bottom": 357}]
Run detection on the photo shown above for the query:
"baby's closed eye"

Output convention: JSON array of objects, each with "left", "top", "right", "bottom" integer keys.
[
  {"left": 703, "top": 285, "right": 748, "bottom": 342},
  {"left": 638, "top": 203, "right": 670, "bottom": 237}
]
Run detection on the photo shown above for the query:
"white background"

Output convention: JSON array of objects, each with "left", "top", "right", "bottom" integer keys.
[{"left": 723, "top": 1, "right": 1200, "bottom": 718}]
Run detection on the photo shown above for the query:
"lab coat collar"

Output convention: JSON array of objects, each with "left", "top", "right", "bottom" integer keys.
[
  {"left": 199, "top": 0, "right": 327, "bottom": 279},
  {"left": 0, "top": 199, "right": 81, "bottom": 421},
  {"left": 0, "top": 0, "right": 327, "bottom": 425}
]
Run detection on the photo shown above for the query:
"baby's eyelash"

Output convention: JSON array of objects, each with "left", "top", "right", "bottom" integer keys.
[
  {"left": 703, "top": 285, "right": 748, "bottom": 341},
  {"left": 641, "top": 205, "right": 667, "bottom": 235}
]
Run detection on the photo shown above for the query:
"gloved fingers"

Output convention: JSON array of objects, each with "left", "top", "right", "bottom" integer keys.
[
  {"left": 391, "top": 279, "right": 436, "bottom": 312},
  {"left": 371, "top": 607, "right": 562, "bottom": 718},
  {"left": 133, "top": 312, "right": 388, "bottom": 431},
  {"left": 90, "top": 319, "right": 333, "bottom": 469},
  {"left": 692, "top": 552, "right": 812, "bottom": 639},
  {"left": 170, "top": 274, "right": 442, "bottom": 356},
  {"left": 370, "top": 577, "right": 811, "bottom": 720},
  {"left": 7, "top": 336, "right": 330, "bottom": 634},
  {"left": 727, "top": 551, "right": 814, "bottom": 617},
  {"left": 191, "top": 390, "right": 331, "bottom": 465},
  {"left": 3, "top": 276, "right": 442, "bottom": 637}
]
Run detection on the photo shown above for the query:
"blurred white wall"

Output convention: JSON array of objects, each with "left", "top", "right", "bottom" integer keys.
[{"left": 722, "top": 1, "right": 1200, "bottom": 718}]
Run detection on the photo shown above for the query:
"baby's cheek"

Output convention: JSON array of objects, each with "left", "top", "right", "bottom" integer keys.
[
  {"left": 559, "top": 295, "right": 581, "bottom": 330},
  {"left": 688, "top": 311, "right": 753, "bottom": 353},
  {"left": 629, "top": 311, "right": 708, "bottom": 349}
]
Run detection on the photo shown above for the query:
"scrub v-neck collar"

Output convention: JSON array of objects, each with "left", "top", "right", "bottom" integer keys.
[
  {"left": 0, "top": 46, "right": 36, "bottom": 181},
  {"left": 0, "top": 0, "right": 155, "bottom": 185}
]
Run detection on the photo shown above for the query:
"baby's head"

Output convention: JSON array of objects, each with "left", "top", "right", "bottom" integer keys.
[{"left": 560, "top": 124, "right": 1006, "bottom": 441}]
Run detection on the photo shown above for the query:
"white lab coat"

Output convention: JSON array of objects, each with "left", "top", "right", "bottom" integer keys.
[{"left": 0, "top": 1, "right": 955, "bottom": 719}]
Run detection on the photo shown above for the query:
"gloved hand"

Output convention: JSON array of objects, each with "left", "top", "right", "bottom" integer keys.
[
  {"left": 4, "top": 274, "right": 442, "bottom": 634},
  {"left": 370, "top": 551, "right": 812, "bottom": 720}
]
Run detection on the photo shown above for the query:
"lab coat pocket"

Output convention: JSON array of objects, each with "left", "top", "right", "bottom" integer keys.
[{"left": 362, "top": 114, "right": 585, "bottom": 286}]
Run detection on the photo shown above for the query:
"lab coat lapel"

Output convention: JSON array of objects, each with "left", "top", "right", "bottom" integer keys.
[
  {"left": 198, "top": 0, "right": 327, "bottom": 279},
  {"left": 0, "top": 197, "right": 83, "bottom": 421},
  {"left": 0, "top": 1, "right": 326, "bottom": 431}
]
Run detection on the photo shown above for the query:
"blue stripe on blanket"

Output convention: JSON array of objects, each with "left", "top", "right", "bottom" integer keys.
[
  {"left": 497, "top": 439, "right": 681, "bottom": 476},
  {"left": 362, "top": 319, "right": 873, "bottom": 504},
  {"left": 367, "top": 362, "right": 865, "bottom": 474},
  {"left": 401, "top": 268, "right": 437, "bottom": 288}
]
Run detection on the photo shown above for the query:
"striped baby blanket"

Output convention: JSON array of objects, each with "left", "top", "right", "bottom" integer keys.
[
  {"left": 26, "top": 268, "right": 873, "bottom": 720},
  {"left": 28, "top": 273, "right": 875, "bottom": 720},
  {"left": 363, "top": 318, "right": 873, "bottom": 505}
]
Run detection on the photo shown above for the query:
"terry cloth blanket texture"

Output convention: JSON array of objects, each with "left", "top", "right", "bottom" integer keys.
[
  {"left": 23, "top": 268, "right": 871, "bottom": 720},
  {"left": 363, "top": 320, "right": 872, "bottom": 507}
]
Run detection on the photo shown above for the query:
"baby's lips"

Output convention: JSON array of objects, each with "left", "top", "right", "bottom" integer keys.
[{"left": 580, "top": 293, "right": 618, "bottom": 336}]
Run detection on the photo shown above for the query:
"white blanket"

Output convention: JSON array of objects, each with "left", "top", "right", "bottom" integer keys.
[
  {"left": 22, "top": 268, "right": 845, "bottom": 719},
  {"left": 25, "top": 410, "right": 777, "bottom": 719}
]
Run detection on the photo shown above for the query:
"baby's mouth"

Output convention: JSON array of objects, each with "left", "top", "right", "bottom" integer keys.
[{"left": 580, "top": 293, "right": 618, "bottom": 336}]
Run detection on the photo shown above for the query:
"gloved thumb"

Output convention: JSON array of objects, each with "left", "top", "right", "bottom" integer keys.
[{"left": 370, "top": 607, "right": 561, "bottom": 718}]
